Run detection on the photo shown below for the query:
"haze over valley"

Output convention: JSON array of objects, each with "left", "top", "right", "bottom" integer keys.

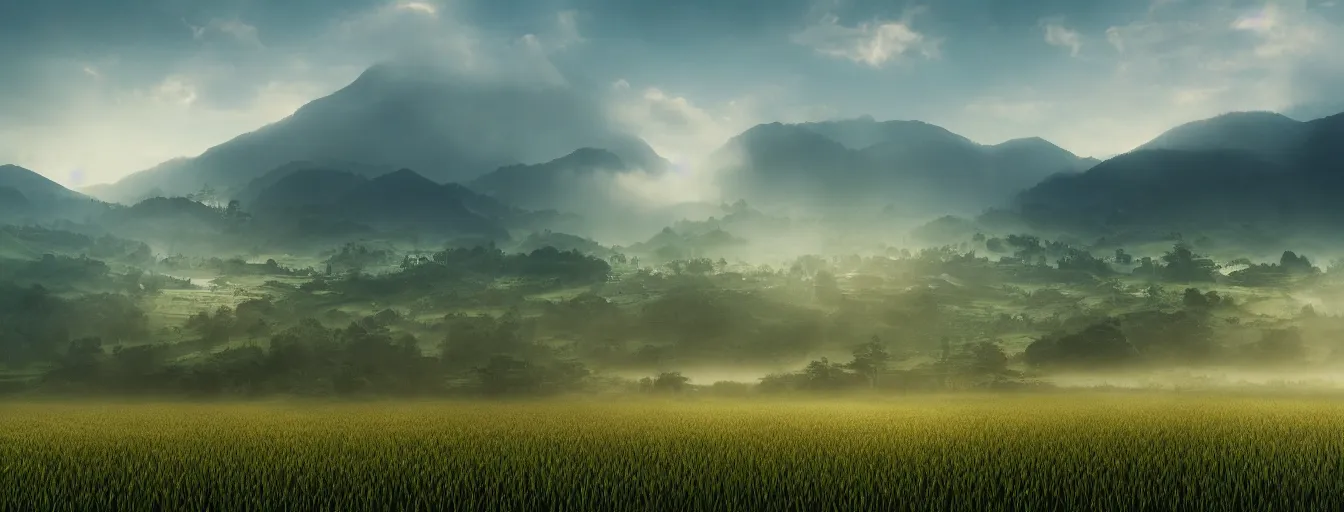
[{"left": 11, "top": 1, "right": 1344, "bottom": 508}]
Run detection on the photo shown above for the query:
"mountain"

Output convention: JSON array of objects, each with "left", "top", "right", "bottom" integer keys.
[
  {"left": 0, "top": 187, "right": 29, "bottom": 216},
  {"left": 248, "top": 168, "right": 368, "bottom": 215},
  {"left": 0, "top": 165, "right": 106, "bottom": 222},
  {"left": 1134, "top": 111, "right": 1308, "bottom": 164},
  {"left": 88, "top": 62, "right": 665, "bottom": 204},
  {"left": 711, "top": 118, "right": 1095, "bottom": 216},
  {"left": 232, "top": 160, "right": 397, "bottom": 208},
  {"left": 243, "top": 168, "right": 523, "bottom": 241},
  {"left": 1012, "top": 111, "right": 1344, "bottom": 239},
  {"left": 0, "top": 165, "right": 87, "bottom": 202},
  {"left": 469, "top": 148, "right": 636, "bottom": 212}
]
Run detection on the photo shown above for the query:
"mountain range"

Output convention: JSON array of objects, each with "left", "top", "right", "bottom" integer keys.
[
  {"left": 7, "top": 59, "right": 1344, "bottom": 248},
  {"left": 711, "top": 117, "right": 1098, "bottom": 216},
  {"left": 0, "top": 165, "right": 102, "bottom": 222},
  {"left": 1013, "top": 111, "right": 1344, "bottom": 237},
  {"left": 83, "top": 62, "right": 664, "bottom": 204}
]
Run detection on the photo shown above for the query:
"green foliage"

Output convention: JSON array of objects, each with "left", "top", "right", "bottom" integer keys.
[
  {"left": 1158, "top": 243, "right": 1218, "bottom": 283},
  {"left": 1025, "top": 320, "right": 1141, "bottom": 369}
]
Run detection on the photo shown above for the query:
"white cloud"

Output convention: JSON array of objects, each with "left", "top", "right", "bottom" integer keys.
[
  {"left": 151, "top": 76, "right": 199, "bottom": 106},
  {"left": 395, "top": 2, "right": 438, "bottom": 16},
  {"left": 553, "top": 10, "right": 584, "bottom": 50},
  {"left": 185, "top": 19, "right": 263, "bottom": 48},
  {"left": 791, "top": 11, "right": 939, "bottom": 68},
  {"left": 1105, "top": 27, "right": 1126, "bottom": 53},
  {"left": 0, "top": 0, "right": 539, "bottom": 185},
  {"left": 605, "top": 82, "right": 833, "bottom": 205},
  {"left": 1042, "top": 21, "right": 1083, "bottom": 57}
]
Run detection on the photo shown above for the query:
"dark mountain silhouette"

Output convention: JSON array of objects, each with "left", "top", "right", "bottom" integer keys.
[
  {"left": 0, "top": 187, "right": 29, "bottom": 216},
  {"left": 711, "top": 118, "right": 1095, "bottom": 215},
  {"left": 0, "top": 165, "right": 107, "bottom": 222},
  {"left": 0, "top": 165, "right": 87, "bottom": 202},
  {"left": 469, "top": 148, "right": 636, "bottom": 212},
  {"left": 1134, "top": 111, "right": 1308, "bottom": 164},
  {"left": 1012, "top": 111, "right": 1344, "bottom": 238},
  {"left": 248, "top": 168, "right": 369, "bottom": 215},
  {"left": 243, "top": 168, "right": 527, "bottom": 240},
  {"left": 86, "top": 62, "right": 665, "bottom": 204},
  {"left": 233, "top": 160, "right": 397, "bottom": 208}
]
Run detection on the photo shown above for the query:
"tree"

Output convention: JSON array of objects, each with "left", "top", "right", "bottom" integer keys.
[
  {"left": 985, "top": 237, "right": 1006, "bottom": 253},
  {"left": 813, "top": 270, "right": 842, "bottom": 304},
  {"left": 652, "top": 371, "right": 691, "bottom": 393},
  {"left": 476, "top": 355, "right": 538, "bottom": 396},
  {"left": 959, "top": 340, "right": 1008, "bottom": 376},
  {"left": 1024, "top": 320, "right": 1141, "bottom": 369},
  {"left": 1248, "top": 328, "right": 1305, "bottom": 365},
  {"left": 1159, "top": 243, "right": 1217, "bottom": 282},
  {"left": 846, "top": 336, "right": 891, "bottom": 389},
  {"left": 802, "top": 357, "right": 854, "bottom": 390},
  {"left": 1280, "top": 251, "right": 1317, "bottom": 275}
]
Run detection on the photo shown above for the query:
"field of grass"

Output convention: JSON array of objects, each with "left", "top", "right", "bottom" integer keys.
[{"left": 4, "top": 394, "right": 1344, "bottom": 510}]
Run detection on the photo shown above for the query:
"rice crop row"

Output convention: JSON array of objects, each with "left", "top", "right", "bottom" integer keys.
[{"left": 2, "top": 394, "right": 1344, "bottom": 511}]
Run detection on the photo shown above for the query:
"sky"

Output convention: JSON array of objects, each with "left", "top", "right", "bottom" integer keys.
[{"left": 2, "top": 0, "right": 1342, "bottom": 187}]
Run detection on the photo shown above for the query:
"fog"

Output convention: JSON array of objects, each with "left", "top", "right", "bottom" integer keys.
[{"left": 7, "top": 185, "right": 1344, "bottom": 401}]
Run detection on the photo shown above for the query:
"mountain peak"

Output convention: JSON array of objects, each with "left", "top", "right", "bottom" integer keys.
[
  {"left": 1136, "top": 110, "right": 1306, "bottom": 162},
  {"left": 372, "top": 168, "right": 439, "bottom": 188},
  {"left": 553, "top": 148, "right": 627, "bottom": 170},
  {"left": 90, "top": 62, "right": 661, "bottom": 203},
  {"left": 0, "top": 164, "right": 84, "bottom": 201}
]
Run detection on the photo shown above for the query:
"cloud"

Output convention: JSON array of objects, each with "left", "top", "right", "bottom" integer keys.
[
  {"left": 396, "top": 2, "right": 439, "bottom": 16},
  {"left": 605, "top": 80, "right": 834, "bottom": 205},
  {"left": 1042, "top": 20, "right": 1083, "bottom": 57},
  {"left": 791, "top": 10, "right": 939, "bottom": 67},
  {"left": 941, "top": 0, "right": 1344, "bottom": 158},
  {"left": 0, "top": 0, "right": 577, "bottom": 185}
]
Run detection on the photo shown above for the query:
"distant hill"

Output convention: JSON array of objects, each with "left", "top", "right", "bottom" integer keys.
[
  {"left": 511, "top": 231, "right": 614, "bottom": 259},
  {"left": 232, "top": 160, "right": 397, "bottom": 208},
  {"left": 1012, "top": 111, "right": 1344, "bottom": 239},
  {"left": 88, "top": 62, "right": 666, "bottom": 204},
  {"left": 243, "top": 168, "right": 524, "bottom": 241},
  {"left": 1134, "top": 111, "right": 1308, "bottom": 164},
  {"left": 711, "top": 118, "right": 1096, "bottom": 216},
  {"left": 0, "top": 165, "right": 88, "bottom": 203},
  {"left": 0, "top": 165, "right": 106, "bottom": 222},
  {"left": 469, "top": 148, "right": 640, "bottom": 212},
  {"left": 0, "top": 187, "right": 29, "bottom": 214}
]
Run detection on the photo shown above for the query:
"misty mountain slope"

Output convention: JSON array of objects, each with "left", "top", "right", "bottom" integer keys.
[
  {"left": 88, "top": 62, "right": 666, "bottom": 204},
  {"left": 1300, "top": 112, "right": 1344, "bottom": 174},
  {"left": 242, "top": 167, "right": 528, "bottom": 240},
  {"left": 0, "top": 165, "right": 109, "bottom": 222},
  {"left": 0, "top": 187, "right": 30, "bottom": 217},
  {"left": 1016, "top": 150, "right": 1289, "bottom": 231},
  {"left": 0, "top": 165, "right": 86, "bottom": 202},
  {"left": 248, "top": 168, "right": 369, "bottom": 215},
  {"left": 233, "top": 161, "right": 397, "bottom": 207},
  {"left": 1134, "top": 111, "right": 1309, "bottom": 164},
  {"left": 713, "top": 118, "right": 1095, "bottom": 215},
  {"left": 797, "top": 116, "right": 978, "bottom": 151},
  {"left": 713, "top": 123, "right": 863, "bottom": 208},
  {"left": 469, "top": 148, "right": 636, "bottom": 211},
  {"left": 1011, "top": 110, "right": 1344, "bottom": 238}
]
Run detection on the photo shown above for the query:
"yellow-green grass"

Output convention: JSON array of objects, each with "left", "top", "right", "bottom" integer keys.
[{"left": 3, "top": 394, "right": 1344, "bottom": 510}]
